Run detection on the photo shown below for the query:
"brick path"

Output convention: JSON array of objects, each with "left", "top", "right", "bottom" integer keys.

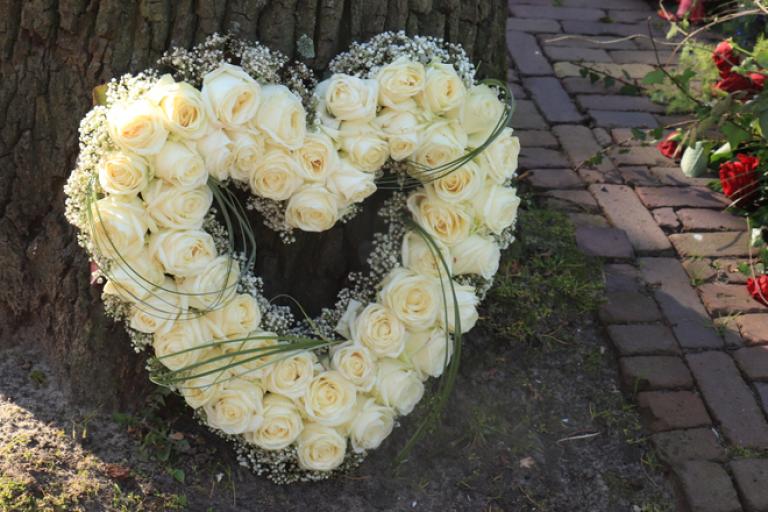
[{"left": 506, "top": 1, "right": 768, "bottom": 510}]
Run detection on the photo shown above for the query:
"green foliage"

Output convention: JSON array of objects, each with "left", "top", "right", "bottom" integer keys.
[{"left": 645, "top": 42, "right": 720, "bottom": 113}]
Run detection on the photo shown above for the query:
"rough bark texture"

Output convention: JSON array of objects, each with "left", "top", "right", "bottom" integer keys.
[{"left": 0, "top": 0, "right": 507, "bottom": 408}]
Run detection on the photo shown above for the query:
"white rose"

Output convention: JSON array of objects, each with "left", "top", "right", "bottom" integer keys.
[
  {"left": 178, "top": 255, "right": 240, "bottom": 311},
  {"left": 339, "top": 121, "right": 389, "bottom": 172},
  {"left": 148, "top": 229, "right": 217, "bottom": 277},
  {"left": 179, "top": 348, "right": 228, "bottom": 408},
  {"left": 350, "top": 303, "right": 406, "bottom": 358},
  {"left": 478, "top": 127, "right": 519, "bottom": 184},
  {"left": 460, "top": 84, "right": 505, "bottom": 147},
  {"left": 285, "top": 185, "right": 339, "bottom": 232},
  {"left": 418, "top": 62, "right": 467, "bottom": 114},
  {"left": 377, "top": 57, "right": 426, "bottom": 108},
  {"left": 245, "top": 393, "right": 304, "bottom": 450},
  {"left": 128, "top": 277, "right": 187, "bottom": 334},
  {"left": 153, "top": 316, "right": 209, "bottom": 371},
  {"left": 249, "top": 148, "right": 303, "bottom": 200},
  {"left": 374, "top": 358, "right": 425, "bottom": 415},
  {"left": 154, "top": 139, "right": 207, "bottom": 189},
  {"left": 107, "top": 99, "right": 168, "bottom": 155},
  {"left": 379, "top": 267, "right": 441, "bottom": 329},
  {"left": 302, "top": 371, "right": 357, "bottom": 427},
  {"left": 318, "top": 74, "right": 378, "bottom": 122},
  {"left": 103, "top": 253, "right": 165, "bottom": 303},
  {"left": 347, "top": 398, "right": 395, "bottom": 453},
  {"left": 412, "top": 121, "right": 467, "bottom": 175},
  {"left": 472, "top": 185, "right": 520, "bottom": 235},
  {"left": 148, "top": 75, "right": 209, "bottom": 139},
  {"left": 143, "top": 180, "right": 212, "bottom": 231},
  {"left": 428, "top": 160, "right": 484, "bottom": 204},
  {"left": 98, "top": 152, "right": 149, "bottom": 195},
  {"left": 205, "top": 293, "right": 262, "bottom": 339},
  {"left": 90, "top": 196, "right": 149, "bottom": 259},
  {"left": 264, "top": 351, "right": 315, "bottom": 399},
  {"left": 326, "top": 159, "right": 376, "bottom": 207},
  {"left": 197, "top": 129, "right": 235, "bottom": 181},
  {"left": 296, "top": 423, "right": 347, "bottom": 471},
  {"left": 203, "top": 378, "right": 264, "bottom": 435},
  {"left": 375, "top": 107, "right": 421, "bottom": 161},
  {"left": 294, "top": 132, "right": 339, "bottom": 183},
  {"left": 401, "top": 230, "right": 452, "bottom": 278},
  {"left": 227, "top": 130, "right": 265, "bottom": 182},
  {"left": 405, "top": 328, "right": 453, "bottom": 379},
  {"left": 406, "top": 191, "right": 472, "bottom": 246},
  {"left": 253, "top": 84, "right": 306, "bottom": 150},
  {"left": 439, "top": 281, "right": 479, "bottom": 333},
  {"left": 202, "top": 63, "right": 261, "bottom": 128},
  {"left": 451, "top": 235, "right": 500, "bottom": 280},
  {"left": 220, "top": 331, "right": 279, "bottom": 381},
  {"left": 330, "top": 343, "right": 377, "bottom": 392}
]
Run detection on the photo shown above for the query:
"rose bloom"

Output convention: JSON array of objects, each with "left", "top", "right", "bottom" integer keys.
[
  {"left": 747, "top": 275, "right": 768, "bottom": 306},
  {"left": 350, "top": 303, "right": 406, "bottom": 358},
  {"left": 264, "top": 351, "right": 316, "bottom": 399},
  {"left": 103, "top": 253, "right": 165, "bottom": 303},
  {"left": 221, "top": 332, "right": 279, "bottom": 381},
  {"left": 178, "top": 255, "right": 240, "bottom": 311},
  {"left": 148, "top": 229, "right": 217, "bottom": 277},
  {"left": 294, "top": 132, "right": 339, "bottom": 183},
  {"left": 252, "top": 84, "right": 306, "bottom": 150},
  {"left": 330, "top": 343, "right": 377, "bottom": 392},
  {"left": 657, "top": 131, "right": 681, "bottom": 160},
  {"left": 347, "top": 398, "right": 395, "bottom": 453},
  {"left": 202, "top": 63, "right": 261, "bottom": 128},
  {"left": 296, "top": 423, "right": 347, "bottom": 471},
  {"left": 152, "top": 316, "right": 209, "bottom": 371},
  {"left": 326, "top": 159, "right": 376, "bottom": 207},
  {"left": 197, "top": 129, "right": 235, "bottom": 181},
  {"left": 129, "top": 278, "right": 187, "bottom": 335},
  {"left": 107, "top": 99, "right": 168, "bottom": 155},
  {"left": 203, "top": 378, "right": 265, "bottom": 435},
  {"left": 715, "top": 72, "right": 765, "bottom": 95},
  {"left": 227, "top": 130, "right": 265, "bottom": 182},
  {"left": 204, "top": 293, "right": 262, "bottom": 339},
  {"left": 460, "top": 83, "right": 505, "bottom": 147},
  {"left": 418, "top": 62, "right": 467, "bottom": 114},
  {"left": 154, "top": 139, "right": 208, "bottom": 188},
  {"left": 245, "top": 393, "right": 304, "bottom": 450},
  {"left": 249, "top": 148, "right": 303, "bottom": 200},
  {"left": 407, "top": 191, "right": 472, "bottom": 245},
  {"left": 412, "top": 121, "right": 467, "bottom": 174},
  {"left": 90, "top": 195, "right": 149, "bottom": 259},
  {"left": 148, "top": 75, "right": 208, "bottom": 139},
  {"left": 143, "top": 180, "right": 212, "bottom": 231},
  {"left": 379, "top": 267, "right": 441, "bottom": 329},
  {"left": 302, "top": 371, "right": 357, "bottom": 427},
  {"left": 712, "top": 41, "right": 739, "bottom": 77},
  {"left": 471, "top": 184, "right": 520, "bottom": 235},
  {"left": 375, "top": 106, "right": 421, "bottom": 161},
  {"left": 98, "top": 151, "right": 149, "bottom": 195},
  {"left": 318, "top": 74, "right": 378, "bottom": 122},
  {"left": 376, "top": 57, "right": 426, "bottom": 108},
  {"left": 719, "top": 154, "right": 760, "bottom": 204},
  {"left": 339, "top": 121, "right": 390, "bottom": 172},
  {"left": 178, "top": 348, "right": 228, "bottom": 409},
  {"left": 374, "top": 358, "right": 425, "bottom": 415},
  {"left": 404, "top": 328, "right": 453, "bottom": 379},
  {"left": 451, "top": 234, "right": 501, "bottom": 280},
  {"left": 401, "top": 230, "right": 452, "bottom": 278},
  {"left": 478, "top": 127, "right": 520, "bottom": 184},
  {"left": 429, "top": 160, "right": 484, "bottom": 204},
  {"left": 438, "top": 281, "right": 479, "bottom": 334},
  {"left": 285, "top": 185, "right": 339, "bottom": 232}
]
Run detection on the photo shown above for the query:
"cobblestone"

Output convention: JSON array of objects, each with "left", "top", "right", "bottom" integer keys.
[
  {"left": 730, "top": 459, "right": 768, "bottom": 512},
  {"left": 619, "top": 356, "right": 693, "bottom": 390},
  {"left": 637, "top": 390, "right": 711, "bottom": 431},
  {"left": 651, "top": 428, "right": 726, "bottom": 464},
  {"left": 674, "top": 461, "right": 742, "bottom": 512},
  {"left": 607, "top": 324, "right": 679, "bottom": 355}
]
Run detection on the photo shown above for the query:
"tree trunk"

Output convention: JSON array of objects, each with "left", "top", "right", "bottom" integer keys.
[{"left": 0, "top": 0, "right": 507, "bottom": 408}]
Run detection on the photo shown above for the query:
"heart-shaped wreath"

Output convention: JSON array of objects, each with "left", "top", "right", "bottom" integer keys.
[{"left": 64, "top": 32, "right": 520, "bottom": 483}]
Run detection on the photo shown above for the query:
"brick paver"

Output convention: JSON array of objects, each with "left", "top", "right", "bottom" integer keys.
[{"left": 674, "top": 461, "right": 742, "bottom": 512}]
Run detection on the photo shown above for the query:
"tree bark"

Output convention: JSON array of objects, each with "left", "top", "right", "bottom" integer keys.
[{"left": 0, "top": 0, "right": 507, "bottom": 408}]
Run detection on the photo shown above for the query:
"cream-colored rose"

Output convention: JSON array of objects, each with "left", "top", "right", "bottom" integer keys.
[
  {"left": 197, "top": 129, "right": 235, "bottom": 181},
  {"left": 477, "top": 127, "right": 519, "bottom": 184},
  {"left": 253, "top": 84, "right": 306, "bottom": 150},
  {"left": 347, "top": 398, "right": 395, "bottom": 453},
  {"left": 318, "top": 74, "right": 378, "bottom": 122},
  {"left": 153, "top": 316, "right": 209, "bottom": 371},
  {"left": 330, "top": 343, "right": 377, "bottom": 392},
  {"left": 90, "top": 196, "right": 149, "bottom": 259},
  {"left": 178, "top": 255, "right": 240, "bottom": 311},
  {"left": 285, "top": 185, "right": 339, "bottom": 232},
  {"left": 326, "top": 159, "right": 376, "bottom": 207},
  {"left": 98, "top": 152, "right": 149, "bottom": 195},
  {"left": 375, "top": 107, "right": 421, "bottom": 161},
  {"left": 460, "top": 84, "right": 505, "bottom": 147},
  {"left": 418, "top": 62, "right": 467, "bottom": 115},
  {"left": 143, "top": 180, "right": 212, "bottom": 231},
  {"left": 404, "top": 328, "right": 453, "bottom": 379},
  {"left": 149, "top": 75, "right": 209, "bottom": 139},
  {"left": 245, "top": 393, "right": 304, "bottom": 450},
  {"left": 103, "top": 253, "right": 165, "bottom": 302},
  {"left": 379, "top": 267, "right": 441, "bottom": 329},
  {"left": 129, "top": 278, "right": 187, "bottom": 334},
  {"left": 412, "top": 121, "right": 467, "bottom": 176},
  {"left": 154, "top": 139, "right": 207, "bottom": 188},
  {"left": 406, "top": 191, "right": 472, "bottom": 246},
  {"left": 205, "top": 293, "right": 262, "bottom": 339},
  {"left": 296, "top": 423, "right": 347, "bottom": 471},
  {"left": 350, "top": 303, "right": 406, "bottom": 358},
  {"left": 203, "top": 377, "right": 264, "bottom": 435},
  {"left": 226, "top": 130, "right": 265, "bottom": 182},
  {"left": 472, "top": 184, "right": 520, "bottom": 235},
  {"left": 302, "top": 371, "right": 357, "bottom": 427},
  {"left": 148, "top": 229, "right": 217, "bottom": 277},
  {"left": 220, "top": 331, "right": 279, "bottom": 381},
  {"left": 428, "top": 160, "right": 484, "bottom": 204},
  {"left": 401, "top": 230, "right": 452, "bottom": 278},
  {"left": 249, "top": 148, "right": 303, "bottom": 200},
  {"left": 377, "top": 57, "right": 426, "bottom": 108},
  {"left": 264, "top": 351, "right": 315, "bottom": 399},
  {"left": 451, "top": 235, "right": 500, "bottom": 279},
  {"left": 374, "top": 358, "right": 425, "bottom": 415},
  {"left": 339, "top": 121, "right": 390, "bottom": 172},
  {"left": 294, "top": 132, "right": 339, "bottom": 183},
  {"left": 179, "top": 348, "right": 228, "bottom": 409},
  {"left": 107, "top": 99, "right": 168, "bottom": 155},
  {"left": 202, "top": 63, "right": 261, "bottom": 128},
  {"left": 439, "top": 281, "right": 479, "bottom": 333}
]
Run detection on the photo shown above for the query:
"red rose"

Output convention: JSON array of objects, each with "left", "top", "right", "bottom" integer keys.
[
  {"left": 747, "top": 275, "right": 768, "bottom": 306},
  {"left": 656, "top": 132, "right": 681, "bottom": 160},
  {"left": 748, "top": 72, "right": 765, "bottom": 91},
  {"left": 713, "top": 41, "right": 739, "bottom": 77},
  {"left": 718, "top": 154, "right": 760, "bottom": 204}
]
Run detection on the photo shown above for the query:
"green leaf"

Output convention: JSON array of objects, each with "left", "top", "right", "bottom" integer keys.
[
  {"left": 169, "top": 468, "right": 186, "bottom": 483},
  {"left": 642, "top": 69, "right": 666, "bottom": 85},
  {"left": 756, "top": 48, "right": 768, "bottom": 68},
  {"left": 619, "top": 84, "right": 641, "bottom": 96},
  {"left": 721, "top": 121, "right": 751, "bottom": 148},
  {"left": 630, "top": 128, "right": 647, "bottom": 141},
  {"left": 759, "top": 111, "right": 768, "bottom": 139},
  {"left": 603, "top": 76, "right": 616, "bottom": 88},
  {"left": 738, "top": 262, "right": 751, "bottom": 276},
  {"left": 579, "top": 67, "right": 589, "bottom": 78}
]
